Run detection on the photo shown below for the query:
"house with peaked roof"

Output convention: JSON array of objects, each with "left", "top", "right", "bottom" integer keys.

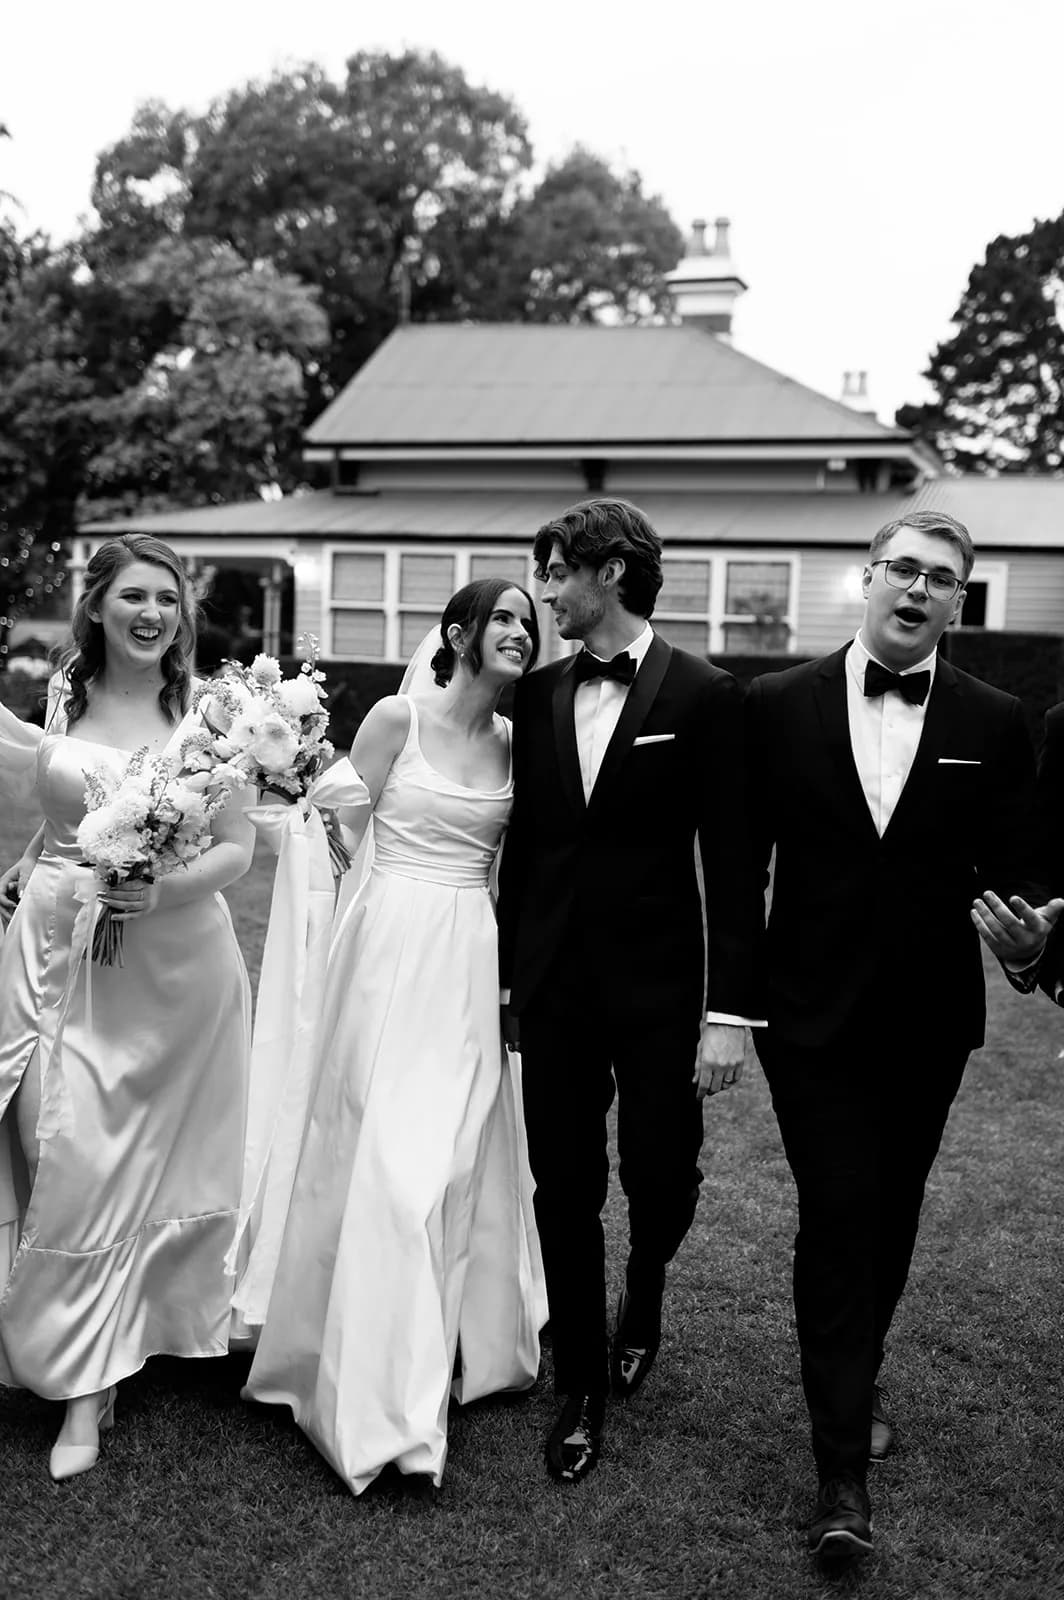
[{"left": 77, "top": 220, "right": 1064, "bottom": 664}]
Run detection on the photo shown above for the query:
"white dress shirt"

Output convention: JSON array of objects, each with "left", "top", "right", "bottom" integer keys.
[
  {"left": 576, "top": 625, "right": 760, "bottom": 1030},
  {"left": 845, "top": 632, "right": 938, "bottom": 836},
  {"left": 575, "top": 623, "right": 655, "bottom": 800}
]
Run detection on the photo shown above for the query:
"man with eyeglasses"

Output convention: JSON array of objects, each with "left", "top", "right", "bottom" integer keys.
[{"left": 745, "top": 510, "right": 1040, "bottom": 1568}]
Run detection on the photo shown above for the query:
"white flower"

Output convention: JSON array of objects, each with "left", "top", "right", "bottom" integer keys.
[
  {"left": 180, "top": 770, "right": 214, "bottom": 793},
  {"left": 167, "top": 784, "right": 209, "bottom": 825},
  {"left": 250, "top": 654, "right": 282, "bottom": 687},
  {"left": 77, "top": 812, "right": 148, "bottom": 872},
  {"left": 182, "top": 748, "right": 215, "bottom": 772},
  {"left": 224, "top": 714, "right": 262, "bottom": 755},
  {"left": 245, "top": 712, "right": 301, "bottom": 775},
  {"left": 276, "top": 675, "right": 322, "bottom": 718}
]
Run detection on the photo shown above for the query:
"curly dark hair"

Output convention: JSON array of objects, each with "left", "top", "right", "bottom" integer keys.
[
  {"left": 429, "top": 578, "right": 540, "bottom": 686},
  {"left": 532, "top": 498, "right": 664, "bottom": 618},
  {"left": 55, "top": 535, "right": 198, "bottom": 727}
]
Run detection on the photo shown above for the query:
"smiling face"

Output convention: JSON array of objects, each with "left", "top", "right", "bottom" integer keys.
[
  {"left": 472, "top": 586, "right": 537, "bottom": 681},
  {"left": 861, "top": 529, "right": 967, "bottom": 671},
  {"left": 539, "top": 540, "right": 609, "bottom": 642},
  {"left": 90, "top": 559, "right": 183, "bottom": 671}
]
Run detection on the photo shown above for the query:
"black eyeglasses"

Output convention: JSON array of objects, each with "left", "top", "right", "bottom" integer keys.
[{"left": 870, "top": 559, "right": 964, "bottom": 603}]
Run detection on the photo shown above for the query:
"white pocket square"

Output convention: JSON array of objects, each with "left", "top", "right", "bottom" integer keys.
[
  {"left": 633, "top": 733, "right": 676, "bottom": 745},
  {"left": 938, "top": 757, "right": 981, "bottom": 765}
]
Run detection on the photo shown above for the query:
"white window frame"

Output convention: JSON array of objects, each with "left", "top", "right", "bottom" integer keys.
[
  {"left": 324, "top": 544, "right": 538, "bottom": 661},
  {"left": 655, "top": 551, "right": 800, "bottom": 656},
  {"left": 957, "top": 560, "right": 1008, "bottom": 630}
]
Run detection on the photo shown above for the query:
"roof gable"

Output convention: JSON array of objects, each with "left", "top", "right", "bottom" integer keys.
[{"left": 305, "top": 324, "right": 909, "bottom": 450}]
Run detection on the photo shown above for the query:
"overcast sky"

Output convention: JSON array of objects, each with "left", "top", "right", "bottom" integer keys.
[{"left": 4, "top": 0, "right": 1063, "bottom": 423}]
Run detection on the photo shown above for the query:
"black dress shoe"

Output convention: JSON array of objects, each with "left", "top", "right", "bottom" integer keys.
[
  {"left": 545, "top": 1393, "right": 606, "bottom": 1484},
  {"left": 870, "top": 1384, "right": 895, "bottom": 1462},
  {"left": 806, "top": 1475, "right": 873, "bottom": 1566},
  {"left": 610, "top": 1285, "right": 661, "bottom": 1399}
]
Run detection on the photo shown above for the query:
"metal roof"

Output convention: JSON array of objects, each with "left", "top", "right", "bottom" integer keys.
[
  {"left": 303, "top": 325, "right": 909, "bottom": 449},
  {"left": 81, "top": 478, "right": 1064, "bottom": 551}
]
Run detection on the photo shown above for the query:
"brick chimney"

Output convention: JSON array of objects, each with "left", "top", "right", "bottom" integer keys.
[
  {"left": 840, "top": 369, "right": 878, "bottom": 420},
  {"left": 665, "top": 216, "right": 747, "bottom": 340}
]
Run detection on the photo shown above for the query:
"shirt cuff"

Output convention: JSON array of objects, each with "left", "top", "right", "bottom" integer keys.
[
  {"left": 500, "top": 987, "right": 511, "bottom": 1005},
  {"left": 1003, "top": 944, "right": 1047, "bottom": 993},
  {"left": 704, "top": 1011, "right": 767, "bottom": 1027}
]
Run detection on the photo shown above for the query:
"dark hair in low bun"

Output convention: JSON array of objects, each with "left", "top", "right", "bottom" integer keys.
[{"left": 429, "top": 577, "right": 540, "bottom": 686}]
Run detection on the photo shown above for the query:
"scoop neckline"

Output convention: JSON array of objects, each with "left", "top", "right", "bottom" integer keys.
[{"left": 405, "top": 698, "right": 512, "bottom": 796}]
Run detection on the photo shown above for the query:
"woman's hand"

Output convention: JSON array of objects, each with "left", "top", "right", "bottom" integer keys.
[
  {"left": 0, "top": 856, "right": 34, "bottom": 923},
  {"left": 99, "top": 877, "right": 163, "bottom": 921}
]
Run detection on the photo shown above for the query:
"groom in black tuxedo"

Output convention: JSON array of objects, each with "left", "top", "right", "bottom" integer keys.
[
  {"left": 498, "top": 498, "right": 763, "bottom": 1484},
  {"left": 746, "top": 510, "right": 1038, "bottom": 1565}
]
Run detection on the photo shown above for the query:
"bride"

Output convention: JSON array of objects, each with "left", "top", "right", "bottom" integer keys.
[{"left": 242, "top": 576, "right": 546, "bottom": 1495}]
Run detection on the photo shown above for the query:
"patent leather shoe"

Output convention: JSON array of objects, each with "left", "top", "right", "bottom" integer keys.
[
  {"left": 806, "top": 1475, "right": 873, "bottom": 1566},
  {"left": 870, "top": 1384, "right": 895, "bottom": 1462},
  {"left": 545, "top": 1393, "right": 606, "bottom": 1484},
  {"left": 49, "top": 1386, "right": 117, "bottom": 1482},
  {"left": 610, "top": 1285, "right": 662, "bottom": 1399}
]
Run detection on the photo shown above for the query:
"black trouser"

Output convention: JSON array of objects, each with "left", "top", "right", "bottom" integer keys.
[
  {"left": 519, "top": 946, "right": 704, "bottom": 1398},
  {"left": 756, "top": 1024, "right": 970, "bottom": 1484}
]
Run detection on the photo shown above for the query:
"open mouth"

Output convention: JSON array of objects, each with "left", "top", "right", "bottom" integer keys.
[
  {"left": 499, "top": 646, "right": 525, "bottom": 664},
  {"left": 894, "top": 605, "right": 926, "bottom": 627},
  {"left": 130, "top": 627, "right": 162, "bottom": 644}
]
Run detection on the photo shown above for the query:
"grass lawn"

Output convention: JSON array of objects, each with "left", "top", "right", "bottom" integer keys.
[{"left": 1, "top": 791, "right": 1063, "bottom": 1598}]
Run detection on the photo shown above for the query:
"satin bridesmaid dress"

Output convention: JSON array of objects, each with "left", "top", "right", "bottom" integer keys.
[{"left": 0, "top": 695, "right": 251, "bottom": 1397}]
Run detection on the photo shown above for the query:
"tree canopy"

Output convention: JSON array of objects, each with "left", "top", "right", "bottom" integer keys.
[
  {"left": 898, "top": 216, "right": 1064, "bottom": 473},
  {"left": 1, "top": 54, "right": 687, "bottom": 655},
  {"left": 87, "top": 52, "right": 683, "bottom": 396}
]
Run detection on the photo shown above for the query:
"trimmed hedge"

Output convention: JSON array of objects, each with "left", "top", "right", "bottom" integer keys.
[
  {"left": 717, "top": 634, "right": 1063, "bottom": 746},
  {"left": 299, "top": 632, "right": 1064, "bottom": 751}
]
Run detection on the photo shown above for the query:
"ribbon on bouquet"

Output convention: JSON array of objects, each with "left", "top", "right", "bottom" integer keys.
[
  {"left": 227, "top": 772, "right": 370, "bottom": 1324},
  {"left": 35, "top": 867, "right": 102, "bottom": 1143}
]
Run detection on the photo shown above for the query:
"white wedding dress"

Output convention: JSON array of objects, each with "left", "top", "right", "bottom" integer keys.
[{"left": 243, "top": 699, "right": 544, "bottom": 1494}]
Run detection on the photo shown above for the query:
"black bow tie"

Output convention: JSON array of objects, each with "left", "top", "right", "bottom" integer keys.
[
  {"left": 574, "top": 649, "right": 637, "bottom": 687},
  {"left": 863, "top": 660, "right": 932, "bottom": 707}
]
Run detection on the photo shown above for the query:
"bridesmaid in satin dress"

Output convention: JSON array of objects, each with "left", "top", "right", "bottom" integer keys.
[
  {"left": 0, "top": 534, "right": 254, "bottom": 1480},
  {"left": 243, "top": 579, "right": 547, "bottom": 1495}
]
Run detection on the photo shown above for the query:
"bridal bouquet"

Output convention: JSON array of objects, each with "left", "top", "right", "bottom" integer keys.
[
  {"left": 192, "top": 638, "right": 350, "bottom": 873},
  {"left": 77, "top": 748, "right": 243, "bottom": 965}
]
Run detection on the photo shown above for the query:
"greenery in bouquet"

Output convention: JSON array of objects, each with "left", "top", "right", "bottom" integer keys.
[{"left": 77, "top": 747, "right": 243, "bottom": 965}]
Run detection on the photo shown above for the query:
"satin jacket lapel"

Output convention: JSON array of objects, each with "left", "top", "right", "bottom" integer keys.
[
  {"left": 882, "top": 656, "right": 961, "bottom": 844},
  {"left": 586, "top": 634, "right": 672, "bottom": 819},
  {"left": 813, "top": 646, "right": 880, "bottom": 842},
  {"left": 551, "top": 657, "right": 586, "bottom": 816}
]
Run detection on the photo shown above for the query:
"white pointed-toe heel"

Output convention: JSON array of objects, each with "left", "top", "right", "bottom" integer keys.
[{"left": 49, "top": 1386, "right": 117, "bottom": 1482}]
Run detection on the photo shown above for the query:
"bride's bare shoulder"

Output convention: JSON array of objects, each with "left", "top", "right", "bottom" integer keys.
[{"left": 352, "top": 694, "right": 412, "bottom": 755}]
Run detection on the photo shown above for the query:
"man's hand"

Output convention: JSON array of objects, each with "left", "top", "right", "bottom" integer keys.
[
  {"left": 501, "top": 1004, "right": 521, "bottom": 1053},
  {"left": 971, "top": 890, "right": 1064, "bottom": 967},
  {"left": 693, "top": 1021, "right": 746, "bottom": 1100}
]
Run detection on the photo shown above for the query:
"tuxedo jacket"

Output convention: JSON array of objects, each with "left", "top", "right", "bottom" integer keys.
[
  {"left": 1024, "top": 702, "right": 1064, "bottom": 1002},
  {"left": 497, "top": 633, "right": 762, "bottom": 1023},
  {"left": 745, "top": 644, "right": 1037, "bottom": 1053},
  {"left": 1032, "top": 702, "right": 1064, "bottom": 895}
]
